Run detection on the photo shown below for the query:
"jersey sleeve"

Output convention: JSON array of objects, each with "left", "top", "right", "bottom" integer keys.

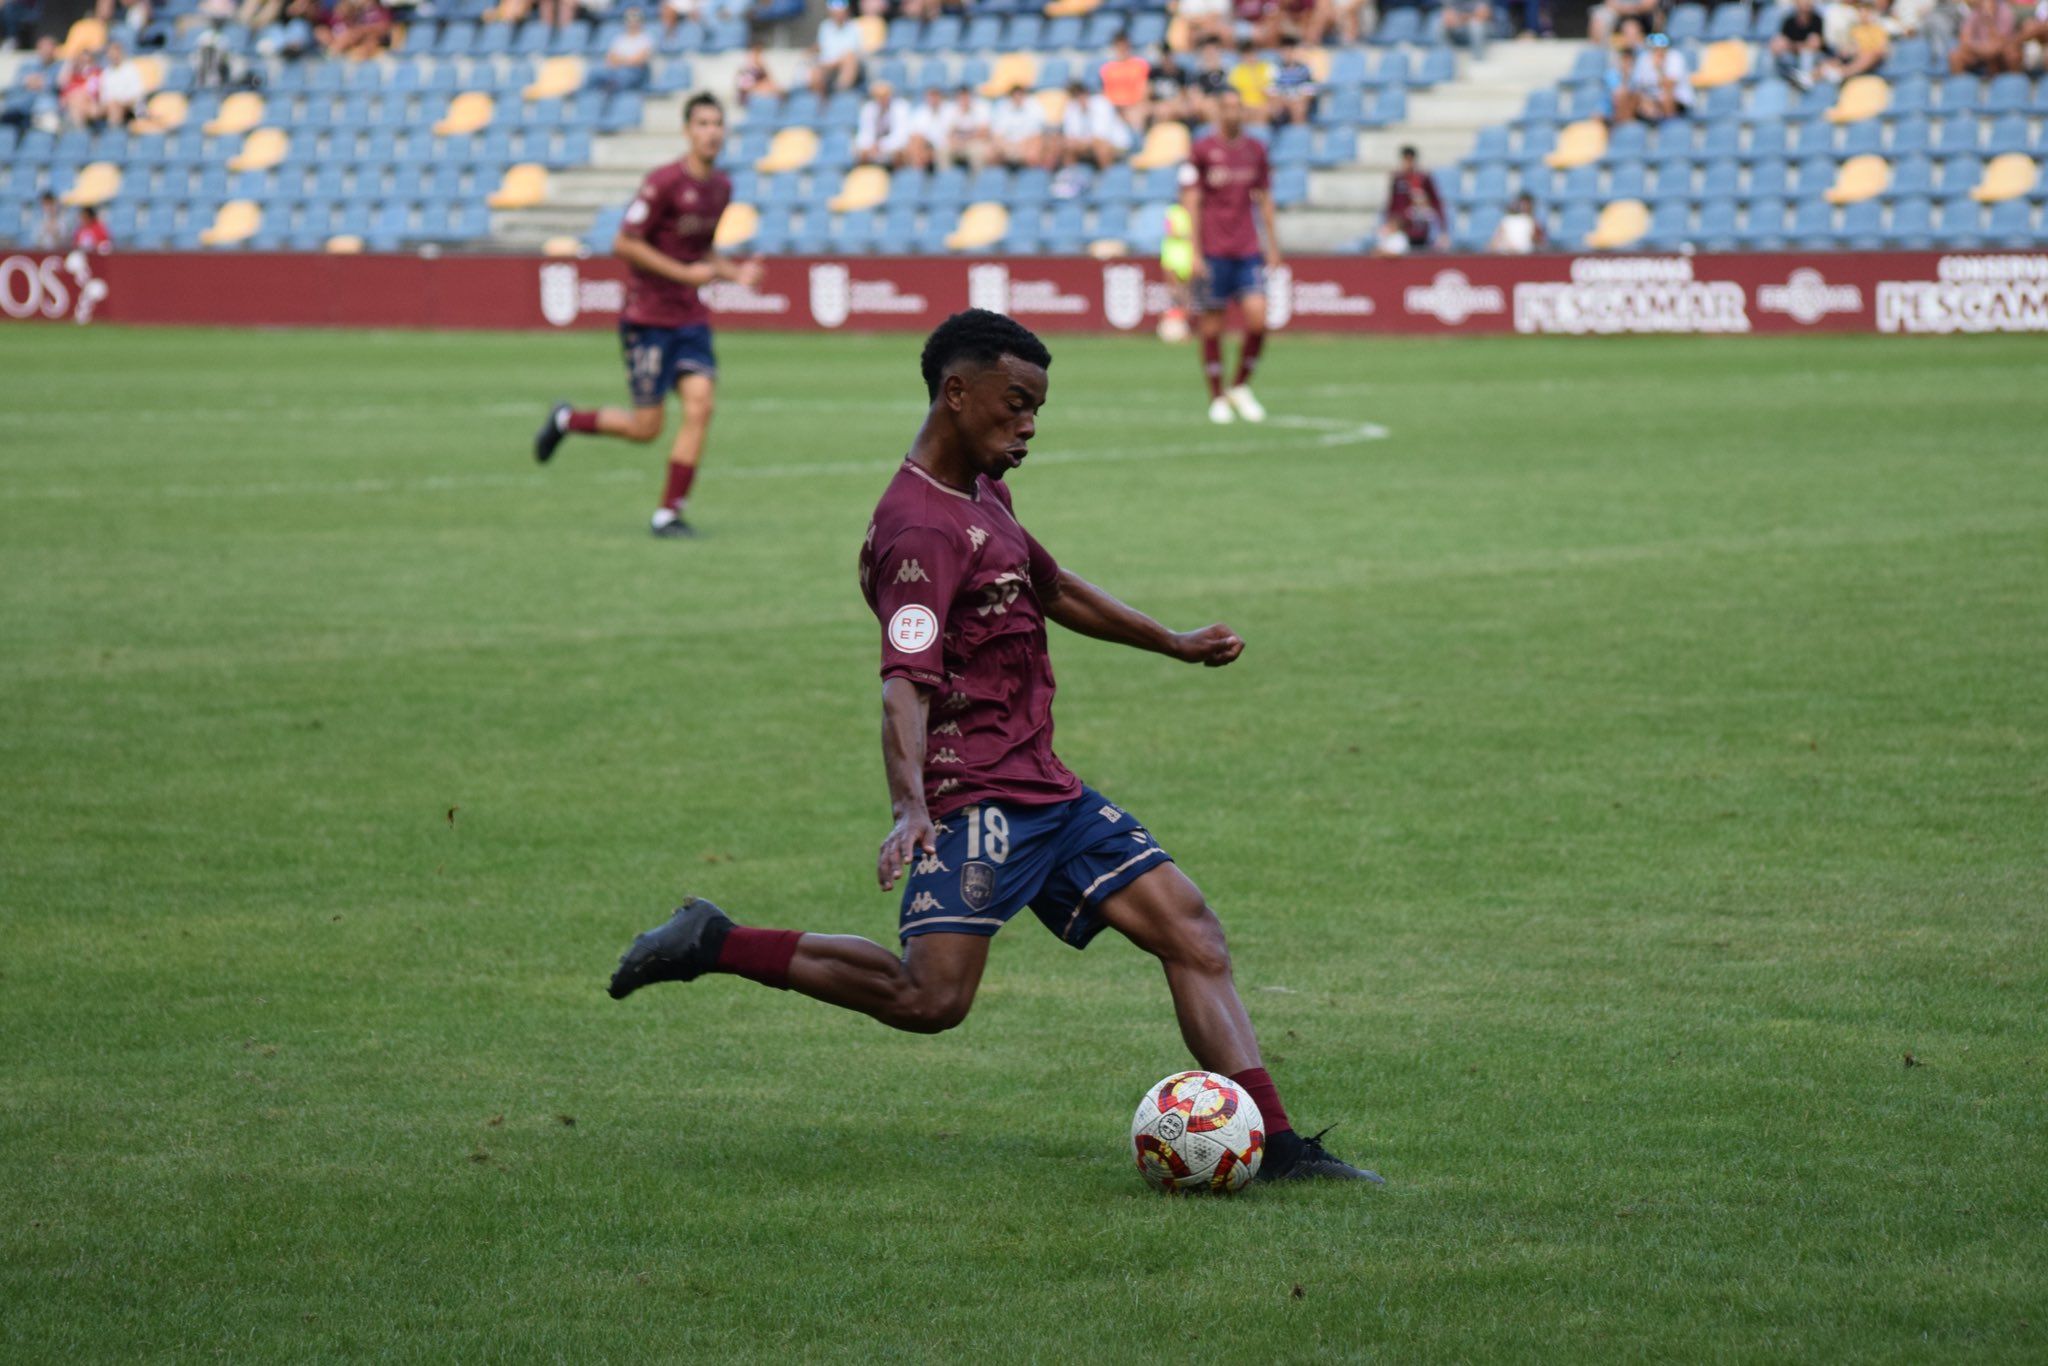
[
  {"left": 1178, "top": 143, "right": 1204, "bottom": 190},
  {"left": 1253, "top": 143, "right": 1272, "bottom": 193},
  {"left": 618, "top": 168, "right": 668, "bottom": 242},
  {"left": 871, "top": 524, "right": 966, "bottom": 688}
]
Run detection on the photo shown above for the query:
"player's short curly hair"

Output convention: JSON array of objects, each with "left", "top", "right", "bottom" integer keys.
[
  {"left": 919, "top": 309, "right": 1053, "bottom": 401},
  {"left": 684, "top": 92, "right": 724, "bottom": 123}
]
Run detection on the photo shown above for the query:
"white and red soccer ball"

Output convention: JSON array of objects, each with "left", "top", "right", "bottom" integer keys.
[{"left": 1131, "top": 1070, "right": 1264, "bottom": 1193}]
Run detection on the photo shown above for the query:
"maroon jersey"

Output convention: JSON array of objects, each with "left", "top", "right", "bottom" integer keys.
[
  {"left": 860, "top": 461, "right": 1084, "bottom": 818},
  {"left": 618, "top": 160, "right": 731, "bottom": 328},
  {"left": 1182, "top": 133, "right": 1270, "bottom": 258}
]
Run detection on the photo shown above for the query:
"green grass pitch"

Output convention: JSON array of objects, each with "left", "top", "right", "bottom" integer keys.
[{"left": 3, "top": 324, "right": 2045, "bottom": 1360}]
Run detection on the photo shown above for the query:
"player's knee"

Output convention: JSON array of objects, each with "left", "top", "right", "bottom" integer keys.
[
  {"left": 886, "top": 988, "right": 971, "bottom": 1034},
  {"left": 682, "top": 391, "right": 715, "bottom": 425},
  {"left": 1167, "top": 903, "right": 1233, "bottom": 977},
  {"left": 624, "top": 410, "right": 663, "bottom": 442}
]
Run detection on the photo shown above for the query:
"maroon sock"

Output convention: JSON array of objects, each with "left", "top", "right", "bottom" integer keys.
[
  {"left": 661, "top": 461, "right": 697, "bottom": 510},
  {"left": 1200, "top": 335, "right": 1224, "bottom": 399},
  {"left": 1232, "top": 1066, "right": 1292, "bottom": 1136},
  {"left": 1232, "top": 331, "right": 1265, "bottom": 388},
  {"left": 714, "top": 927, "right": 802, "bottom": 989},
  {"left": 566, "top": 409, "right": 601, "bottom": 434}
]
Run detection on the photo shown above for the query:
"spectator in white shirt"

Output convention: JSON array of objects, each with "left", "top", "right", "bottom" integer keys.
[
  {"left": 97, "top": 41, "right": 147, "bottom": 125},
  {"left": 945, "top": 87, "right": 992, "bottom": 168},
  {"left": 591, "top": 8, "right": 655, "bottom": 93},
  {"left": 987, "top": 85, "right": 1049, "bottom": 168},
  {"left": 854, "top": 80, "right": 910, "bottom": 164},
  {"left": 900, "top": 86, "right": 953, "bottom": 170},
  {"left": 1056, "top": 82, "right": 1131, "bottom": 168},
  {"left": 1488, "top": 191, "right": 1547, "bottom": 253},
  {"left": 810, "top": 0, "right": 864, "bottom": 96}
]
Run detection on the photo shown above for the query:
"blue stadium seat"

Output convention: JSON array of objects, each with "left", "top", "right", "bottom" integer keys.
[
  {"left": 1648, "top": 161, "right": 1691, "bottom": 204},
  {"left": 1568, "top": 47, "right": 1606, "bottom": 82},
  {"left": 1934, "top": 116, "right": 1980, "bottom": 156},
  {"left": 1011, "top": 166, "right": 1051, "bottom": 207},
  {"left": 1470, "top": 123, "right": 1510, "bottom": 164},
  {"left": 881, "top": 201, "right": 919, "bottom": 248},
  {"left": 1416, "top": 47, "right": 1455, "bottom": 89},
  {"left": 1698, "top": 118, "right": 1739, "bottom": 161},
  {"left": 1515, "top": 88, "right": 1558, "bottom": 128},
  {"left": 1889, "top": 194, "right": 1934, "bottom": 247},
  {"left": 1838, "top": 198, "right": 1885, "bottom": 248},
  {"left": 1645, "top": 197, "right": 1691, "bottom": 248},
  {"left": 1936, "top": 74, "right": 1979, "bottom": 111},
  {"left": 1667, "top": 3, "right": 1707, "bottom": 41},
  {"left": 1696, "top": 198, "right": 1739, "bottom": 249},
  {"left": 1608, "top": 120, "right": 1649, "bottom": 161},
  {"left": 1042, "top": 15, "right": 1081, "bottom": 47},
  {"left": 1556, "top": 201, "right": 1597, "bottom": 244},
  {"left": 1606, "top": 160, "right": 1648, "bottom": 201},
  {"left": 1126, "top": 11, "right": 1166, "bottom": 46},
  {"left": 1090, "top": 162, "right": 1132, "bottom": 208},
  {"left": 1985, "top": 196, "right": 2034, "bottom": 243},
  {"left": 1272, "top": 163, "right": 1309, "bottom": 205},
  {"left": 1698, "top": 158, "right": 1739, "bottom": 201},
  {"left": 1373, "top": 8, "right": 1419, "bottom": 44},
  {"left": 1003, "top": 14, "right": 1042, "bottom": 48},
  {"left": 1003, "top": 206, "right": 1041, "bottom": 253},
  {"left": 1985, "top": 113, "right": 2031, "bottom": 157},
  {"left": 1984, "top": 72, "right": 2030, "bottom": 115},
  {"left": 927, "top": 166, "right": 967, "bottom": 211},
  {"left": 1934, "top": 194, "right": 1982, "bottom": 245},
  {"left": 1795, "top": 154, "right": 1836, "bottom": 195},
  {"left": 1841, "top": 120, "right": 1884, "bottom": 157},
  {"left": 1708, "top": 3, "right": 1749, "bottom": 39},
  {"left": 1791, "top": 117, "right": 1833, "bottom": 158},
  {"left": 1557, "top": 163, "right": 1599, "bottom": 204},
  {"left": 1889, "top": 115, "right": 1931, "bottom": 157},
  {"left": 831, "top": 209, "right": 877, "bottom": 252},
  {"left": 1890, "top": 154, "right": 1934, "bottom": 198},
  {"left": 1368, "top": 86, "right": 1407, "bottom": 126},
  {"left": 1082, "top": 11, "right": 1123, "bottom": 47},
  {"left": 1745, "top": 157, "right": 1790, "bottom": 199},
  {"left": 1888, "top": 37, "right": 1933, "bottom": 78},
  {"left": 1938, "top": 153, "right": 1982, "bottom": 195},
  {"left": 1890, "top": 77, "right": 1931, "bottom": 118},
  {"left": 1738, "top": 197, "right": 1787, "bottom": 247},
  {"left": 1789, "top": 196, "right": 1833, "bottom": 246}
]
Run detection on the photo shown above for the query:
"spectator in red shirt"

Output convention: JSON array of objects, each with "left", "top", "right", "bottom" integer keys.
[
  {"left": 60, "top": 51, "right": 103, "bottom": 127},
  {"left": 1098, "top": 34, "right": 1151, "bottom": 131},
  {"left": 73, "top": 204, "right": 112, "bottom": 252},
  {"left": 318, "top": 0, "right": 392, "bottom": 57}
]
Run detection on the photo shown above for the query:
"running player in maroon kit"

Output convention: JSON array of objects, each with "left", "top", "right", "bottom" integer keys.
[
  {"left": 534, "top": 93, "right": 762, "bottom": 538},
  {"left": 606, "top": 310, "right": 1380, "bottom": 1184},
  {"left": 1180, "top": 87, "right": 1283, "bottom": 426}
]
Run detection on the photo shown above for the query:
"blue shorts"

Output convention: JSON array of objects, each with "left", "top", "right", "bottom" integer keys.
[
  {"left": 898, "top": 786, "right": 1174, "bottom": 949},
  {"left": 1196, "top": 255, "right": 1265, "bottom": 312},
  {"left": 619, "top": 322, "right": 716, "bottom": 408}
]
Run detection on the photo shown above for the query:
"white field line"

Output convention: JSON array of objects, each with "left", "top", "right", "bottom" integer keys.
[{"left": 3, "top": 414, "right": 1389, "bottom": 503}]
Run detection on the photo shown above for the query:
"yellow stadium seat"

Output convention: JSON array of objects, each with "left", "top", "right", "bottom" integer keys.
[
  {"left": 1086, "top": 237, "right": 1129, "bottom": 259},
  {"left": 756, "top": 126, "right": 819, "bottom": 173},
  {"left": 1166, "top": 15, "right": 1192, "bottom": 51},
  {"left": 1690, "top": 40, "right": 1750, "bottom": 91},
  {"left": 945, "top": 201, "right": 1010, "bottom": 251},
  {"left": 131, "top": 90, "right": 189, "bottom": 134},
  {"left": 714, "top": 202, "right": 760, "bottom": 248},
  {"left": 1970, "top": 153, "right": 2040, "bottom": 203},
  {"left": 1825, "top": 75, "right": 1890, "bottom": 125},
  {"left": 326, "top": 234, "right": 365, "bottom": 254},
  {"left": 132, "top": 56, "right": 165, "bottom": 93},
  {"left": 203, "top": 91, "right": 265, "bottom": 136},
  {"left": 542, "top": 236, "right": 583, "bottom": 257},
  {"left": 1585, "top": 199, "right": 1649, "bottom": 249},
  {"left": 486, "top": 163, "right": 549, "bottom": 209},
  {"left": 856, "top": 14, "right": 886, "bottom": 51},
  {"left": 1300, "top": 47, "right": 1332, "bottom": 83},
  {"left": 980, "top": 52, "right": 1039, "bottom": 98},
  {"left": 523, "top": 55, "right": 584, "bottom": 101},
  {"left": 199, "top": 199, "right": 262, "bottom": 247},
  {"left": 1035, "top": 87, "right": 1068, "bottom": 125},
  {"left": 828, "top": 165, "right": 890, "bottom": 212},
  {"left": 60, "top": 162, "right": 121, "bottom": 208},
  {"left": 1544, "top": 118, "right": 1607, "bottom": 170},
  {"left": 433, "top": 91, "right": 495, "bottom": 136},
  {"left": 1824, "top": 154, "right": 1890, "bottom": 204},
  {"left": 1044, "top": 0, "right": 1101, "bottom": 15},
  {"left": 1130, "top": 120, "right": 1191, "bottom": 170},
  {"left": 228, "top": 127, "right": 288, "bottom": 172},
  {"left": 60, "top": 18, "right": 106, "bottom": 58}
]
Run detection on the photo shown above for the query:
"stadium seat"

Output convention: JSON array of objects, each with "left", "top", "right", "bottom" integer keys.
[
  {"left": 204, "top": 91, "right": 265, "bottom": 136},
  {"left": 61, "top": 17, "right": 107, "bottom": 57},
  {"left": 1939, "top": 154, "right": 1983, "bottom": 196},
  {"left": 1889, "top": 115, "right": 1932, "bottom": 157},
  {"left": 60, "top": 161, "right": 121, "bottom": 207},
  {"left": 1789, "top": 196, "right": 1834, "bottom": 246},
  {"left": 1696, "top": 198, "right": 1739, "bottom": 249},
  {"left": 1934, "top": 116, "right": 1979, "bottom": 157},
  {"left": 1692, "top": 40, "right": 1749, "bottom": 90},
  {"left": 944, "top": 200, "right": 1008, "bottom": 250},
  {"left": 229, "top": 128, "right": 289, "bottom": 172},
  {"left": 980, "top": 53, "right": 1038, "bottom": 97},
  {"left": 1644, "top": 197, "right": 1691, "bottom": 248},
  {"left": 1840, "top": 119, "right": 1885, "bottom": 157},
  {"left": 1585, "top": 198, "right": 1648, "bottom": 249},
  {"left": 486, "top": 162, "right": 548, "bottom": 208},
  {"left": 1984, "top": 72, "right": 2030, "bottom": 115},
  {"left": 1889, "top": 194, "right": 1934, "bottom": 247},
  {"left": 1825, "top": 75, "right": 1889, "bottom": 124},
  {"left": 1985, "top": 196, "right": 2034, "bottom": 243},
  {"left": 130, "top": 90, "right": 190, "bottom": 135},
  {"left": 1838, "top": 197, "right": 1885, "bottom": 248},
  {"left": 199, "top": 198, "right": 261, "bottom": 246},
  {"left": 1372, "top": 8, "right": 1419, "bottom": 45},
  {"left": 1741, "top": 198, "right": 1788, "bottom": 248},
  {"left": 756, "top": 126, "right": 819, "bottom": 173},
  {"left": 713, "top": 201, "right": 759, "bottom": 248},
  {"left": 525, "top": 56, "right": 584, "bottom": 101},
  {"left": 829, "top": 164, "right": 890, "bottom": 212},
  {"left": 1984, "top": 115, "right": 2031, "bottom": 158},
  {"left": 1971, "top": 153, "right": 2040, "bottom": 202},
  {"left": 1545, "top": 119, "right": 1606, "bottom": 170},
  {"left": 1891, "top": 154, "right": 1934, "bottom": 198},
  {"left": 1130, "top": 121, "right": 1190, "bottom": 171},
  {"left": 434, "top": 92, "right": 495, "bottom": 136},
  {"left": 1934, "top": 194, "right": 1982, "bottom": 245}
]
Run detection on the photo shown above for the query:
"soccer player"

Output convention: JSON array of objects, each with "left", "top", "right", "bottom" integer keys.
[
  {"left": 1180, "top": 86, "right": 1282, "bottom": 426},
  {"left": 533, "top": 93, "right": 762, "bottom": 538},
  {"left": 608, "top": 309, "right": 1380, "bottom": 1184}
]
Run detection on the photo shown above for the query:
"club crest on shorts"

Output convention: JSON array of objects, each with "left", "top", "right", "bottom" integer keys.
[{"left": 961, "top": 861, "right": 996, "bottom": 911}]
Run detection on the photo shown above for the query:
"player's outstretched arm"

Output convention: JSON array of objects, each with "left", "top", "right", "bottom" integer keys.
[
  {"left": 612, "top": 234, "right": 763, "bottom": 289},
  {"left": 1043, "top": 569, "right": 1244, "bottom": 667},
  {"left": 877, "top": 677, "right": 938, "bottom": 890}
]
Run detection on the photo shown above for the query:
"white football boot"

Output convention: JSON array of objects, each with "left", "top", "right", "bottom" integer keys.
[
  {"left": 1226, "top": 384, "right": 1267, "bottom": 422},
  {"left": 1207, "top": 396, "right": 1236, "bottom": 424}
]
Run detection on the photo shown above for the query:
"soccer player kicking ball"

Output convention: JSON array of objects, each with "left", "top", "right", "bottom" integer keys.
[
  {"left": 1180, "top": 87, "right": 1282, "bottom": 426},
  {"left": 609, "top": 309, "right": 1380, "bottom": 1185},
  {"left": 533, "top": 93, "right": 762, "bottom": 538}
]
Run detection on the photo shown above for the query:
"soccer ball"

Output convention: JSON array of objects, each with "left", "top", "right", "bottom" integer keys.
[
  {"left": 1131, "top": 1070, "right": 1265, "bottom": 1193},
  {"left": 1156, "top": 309, "right": 1190, "bottom": 344}
]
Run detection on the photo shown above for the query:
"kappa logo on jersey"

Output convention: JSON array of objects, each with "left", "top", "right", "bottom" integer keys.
[
  {"left": 975, "top": 570, "right": 1026, "bottom": 617},
  {"left": 809, "top": 263, "right": 851, "bottom": 328},
  {"left": 932, "top": 777, "right": 962, "bottom": 795},
  {"left": 966, "top": 525, "right": 989, "bottom": 552},
  {"left": 889, "top": 604, "right": 939, "bottom": 652},
  {"left": 1103, "top": 263, "right": 1147, "bottom": 331},
  {"left": 538, "top": 263, "right": 580, "bottom": 328},
  {"left": 895, "top": 558, "right": 929, "bottom": 584},
  {"left": 932, "top": 747, "right": 964, "bottom": 764},
  {"left": 932, "top": 720, "right": 962, "bottom": 736},
  {"left": 968, "top": 263, "right": 1010, "bottom": 314},
  {"left": 961, "top": 861, "right": 996, "bottom": 911}
]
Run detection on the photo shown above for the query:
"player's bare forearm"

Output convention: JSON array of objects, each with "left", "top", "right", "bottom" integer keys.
[
  {"left": 1256, "top": 191, "right": 1282, "bottom": 266},
  {"left": 1043, "top": 570, "right": 1245, "bottom": 667},
  {"left": 877, "top": 677, "right": 936, "bottom": 889},
  {"left": 1180, "top": 188, "right": 1206, "bottom": 275},
  {"left": 612, "top": 237, "right": 759, "bottom": 288}
]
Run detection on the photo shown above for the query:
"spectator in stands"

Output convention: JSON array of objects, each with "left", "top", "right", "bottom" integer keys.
[
  {"left": 59, "top": 49, "right": 103, "bottom": 127},
  {"left": 1441, "top": 0, "right": 1492, "bottom": 58},
  {"left": 34, "top": 192, "right": 65, "bottom": 248},
  {"left": 1609, "top": 22, "right": 1691, "bottom": 122},
  {"left": 1772, "top": 0, "right": 1829, "bottom": 85},
  {"left": 734, "top": 42, "right": 784, "bottom": 104},
  {"left": 1269, "top": 42, "right": 1317, "bottom": 124},
  {"left": 318, "top": 0, "right": 393, "bottom": 56},
  {"left": 238, "top": 0, "right": 284, "bottom": 29},
  {"left": 1489, "top": 191, "right": 1547, "bottom": 253},
  {"left": 95, "top": 0, "right": 152, "bottom": 44},
  {"left": 73, "top": 203, "right": 111, "bottom": 251},
  {"left": 1380, "top": 144, "right": 1447, "bottom": 250},
  {"left": 944, "top": 86, "right": 991, "bottom": 166},
  {"left": 1227, "top": 38, "right": 1273, "bottom": 123},
  {"left": 1332, "top": 0, "right": 1372, "bottom": 43},
  {"left": 854, "top": 79, "right": 909, "bottom": 163},
  {"left": 900, "top": 84, "right": 951, "bottom": 170},
  {"left": 1056, "top": 80, "right": 1131, "bottom": 169},
  {"left": 2, "top": 35, "right": 62, "bottom": 129},
  {"left": 1231, "top": 0, "right": 1272, "bottom": 43},
  {"left": 1588, "top": 0, "right": 1658, "bottom": 45},
  {"left": 1821, "top": 0, "right": 1890, "bottom": 79},
  {"left": 1189, "top": 37, "right": 1233, "bottom": 123},
  {"left": 1173, "top": 0, "right": 1232, "bottom": 47},
  {"left": 810, "top": 0, "right": 864, "bottom": 96},
  {"left": 1949, "top": 0, "right": 2016, "bottom": 70},
  {"left": 97, "top": 40, "right": 146, "bottom": 124},
  {"left": 1262, "top": 0, "right": 1332, "bottom": 46},
  {"left": 2015, "top": 2, "right": 2048, "bottom": 69},
  {"left": 1099, "top": 33, "right": 1152, "bottom": 131},
  {"left": 0, "top": 0, "right": 37, "bottom": 51},
  {"left": 1147, "top": 45, "right": 1199, "bottom": 125},
  {"left": 987, "top": 83, "right": 1049, "bottom": 168},
  {"left": 591, "top": 7, "right": 655, "bottom": 91}
]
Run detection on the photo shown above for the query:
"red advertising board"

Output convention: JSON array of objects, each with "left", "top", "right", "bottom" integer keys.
[{"left": 6, "top": 247, "right": 2047, "bottom": 335}]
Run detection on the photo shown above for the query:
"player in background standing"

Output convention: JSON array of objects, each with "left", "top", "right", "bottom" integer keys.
[
  {"left": 607, "top": 309, "right": 1381, "bottom": 1184},
  {"left": 534, "top": 93, "right": 763, "bottom": 538},
  {"left": 1180, "top": 86, "right": 1282, "bottom": 426}
]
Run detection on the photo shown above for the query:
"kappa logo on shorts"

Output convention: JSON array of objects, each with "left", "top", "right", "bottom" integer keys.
[
  {"left": 961, "top": 861, "right": 997, "bottom": 911},
  {"left": 913, "top": 851, "right": 950, "bottom": 876},
  {"left": 888, "top": 604, "right": 939, "bottom": 653},
  {"left": 906, "top": 891, "right": 943, "bottom": 915}
]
